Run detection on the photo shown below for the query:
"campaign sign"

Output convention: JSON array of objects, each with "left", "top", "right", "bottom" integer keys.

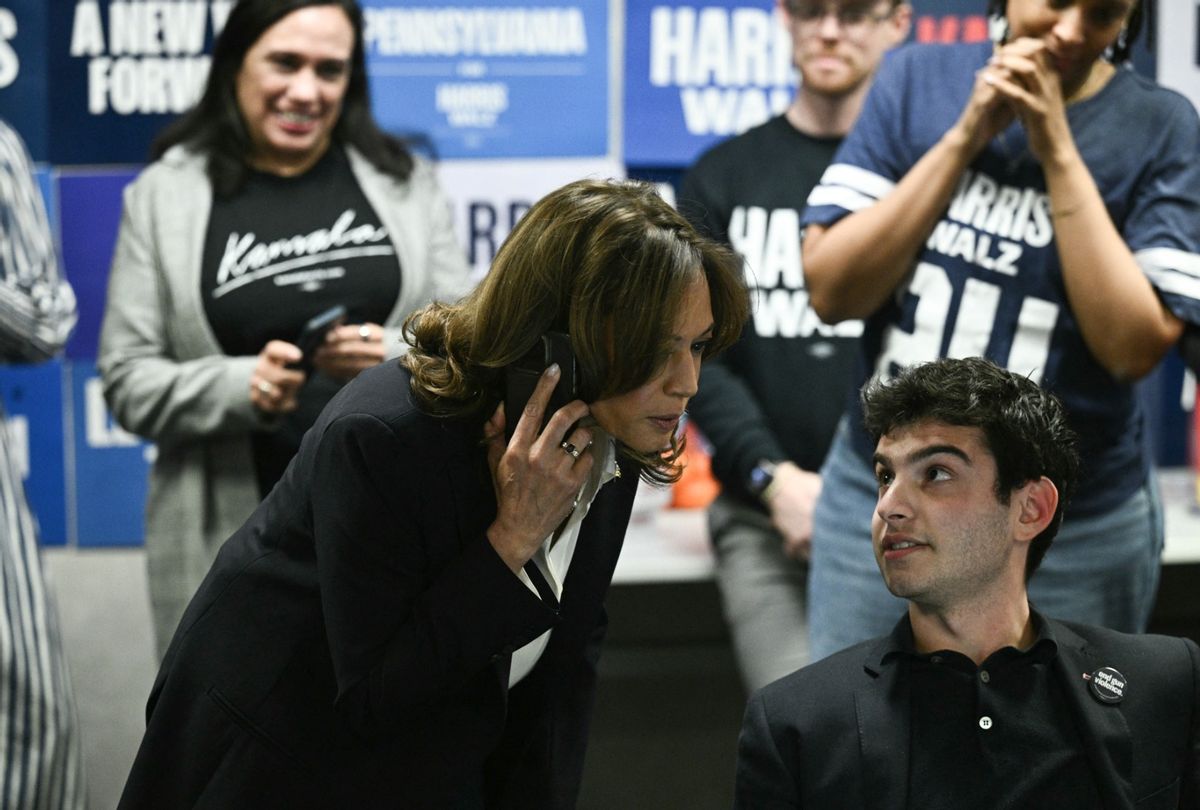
[
  {"left": 623, "top": 0, "right": 794, "bottom": 168},
  {"left": 622, "top": 0, "right": 989, "bottom": 168},
  {"left": 69, "top": 359, "right": 151, "bottom": 547},
  {"left": 0, "top": 360, "right": 68, "bottom": 546},
  {"left": 437, "top": 156, "right": 623, "bottom": 280},
  {"left": 45, "top": 0, "right": 233, "bottom": 165},
  {"left": 0, "top": 1, "right": 51, "bottom": 160},
  {"left": 57, "top": 167, "right": 139, "bottom": 359},
  {"left": 362, "top": 0, "right": 609, "bottom": 159}
]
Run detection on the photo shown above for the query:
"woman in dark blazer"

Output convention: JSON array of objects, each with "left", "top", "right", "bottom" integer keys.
[{"left": 116, "top": 178, "right": 749, "bottom": 809}]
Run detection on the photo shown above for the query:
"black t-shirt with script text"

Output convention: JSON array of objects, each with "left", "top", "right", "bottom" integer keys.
[{"left": 200, "top": 144, "right": 401, "bottom": 496}]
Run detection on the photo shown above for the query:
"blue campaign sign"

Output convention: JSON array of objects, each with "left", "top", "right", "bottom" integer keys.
[
  {"left": 623, "top": 0, "right": 1154, "bottom": 168},
  {"left": 44, "top": 0, "right": 227, "bottom": 165},
  {"left": 362, "top": 0, "right": 609, "bottom": 158},
  {"left": 69, "top": 360, "right": 150, "bottom": 547},
  {"left": 57, "top": 168, "right": 139, "bottom": 360},
  {"left": 0, "top": 0, "right": 50, "bottom": 160},
  {"left": 623, "top": 0, "right": 795, "bottom": 168},
  {"left": 0, "top": 360, "right": 68, "bottom": 546}
]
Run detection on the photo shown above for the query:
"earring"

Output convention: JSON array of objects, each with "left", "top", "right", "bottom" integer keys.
[
  {"left": 988, "top": 13, "right": 1010, "bottom": 46},
  {"left": 1104, "top": 27, "right": 1129, "bottom": 62}
]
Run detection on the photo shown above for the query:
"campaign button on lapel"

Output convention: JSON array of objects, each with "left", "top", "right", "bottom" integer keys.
[{"left": 1085, "top": 667, "right": 1127, "bottom": 704}]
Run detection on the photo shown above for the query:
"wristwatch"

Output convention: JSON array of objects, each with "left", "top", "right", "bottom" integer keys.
[{"left": 746, "top": 460, "right": 779, "bottom": 504}]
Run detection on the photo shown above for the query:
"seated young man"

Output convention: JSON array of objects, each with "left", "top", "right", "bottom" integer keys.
[{"left": 735, "top": 356, "right": 1200, "bottom": 809}]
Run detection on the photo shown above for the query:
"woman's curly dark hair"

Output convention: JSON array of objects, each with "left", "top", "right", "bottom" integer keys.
[{"left": 401, "top": 179, "right": 750, "bottom": 486}]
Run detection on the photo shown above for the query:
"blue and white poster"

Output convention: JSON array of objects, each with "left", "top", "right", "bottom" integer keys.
[
  {"left": 0, "top": 360, "right": 68, "bottom": 546},
  {"left": 42, "top": 0, "right": 231, "bottom": 165},
  {"left": 362, "top": 0, "right": 609, "bottom": 158},
  {"left": 69, "top": 360, "right": 151, "bottom": 547},
  {"left": 623, "top": 0, "right": 794, "bottom": 167}
]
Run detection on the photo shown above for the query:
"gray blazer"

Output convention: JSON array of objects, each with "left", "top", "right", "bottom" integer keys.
[{"left": 98, "top": 145, "right": 470, "bottom": 654}]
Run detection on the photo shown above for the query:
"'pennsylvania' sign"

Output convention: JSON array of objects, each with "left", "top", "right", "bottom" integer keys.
[{"left": 364, "top": 1, "right": 609, "bottom": 159}]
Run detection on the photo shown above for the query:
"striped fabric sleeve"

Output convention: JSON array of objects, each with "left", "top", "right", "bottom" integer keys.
[
  {"left": 1137, "top": 247, "right": 1200, "bottom": 310},
  {"left": 0, "top": 120, "right": 76, "bottom": 362},
  {"left": 805, "top": 163, "right": 897, "bottom": 214}
]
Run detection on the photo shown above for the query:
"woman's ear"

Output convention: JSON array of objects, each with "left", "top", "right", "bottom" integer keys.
[{"left": 1014, "top": 476, "right": 1059, "bottom": 543}]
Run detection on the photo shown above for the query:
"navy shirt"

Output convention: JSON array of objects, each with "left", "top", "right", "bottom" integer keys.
[{"left": 803, "top": 42, "right": 1200, "bottom": 517}]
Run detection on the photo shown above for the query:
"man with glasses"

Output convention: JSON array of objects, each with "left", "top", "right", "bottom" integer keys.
[{"left": 678, "top": 0, "right": 910, "bottom": 692}]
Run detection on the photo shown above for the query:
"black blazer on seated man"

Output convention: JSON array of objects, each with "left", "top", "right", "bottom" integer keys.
[
  {"left": 735, "top": 614, "right": 1200, "bottom": 810},
  {"left": 117, "top": 360, "right": 640, "bottom": 809}
]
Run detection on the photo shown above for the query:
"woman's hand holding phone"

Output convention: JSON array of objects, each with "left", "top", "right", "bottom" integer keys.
[
  {"left": 312, "top": 321, "right": 387, "bottom": 381},
  {"left": 250, "top": 340, "right": 307, "bottom": 414},
  {"left": 485, "top": 364, "right": 594, "bottom": 574}
]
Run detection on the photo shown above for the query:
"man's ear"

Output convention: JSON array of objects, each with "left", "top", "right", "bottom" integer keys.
[
  {"left": 1014, "top": 477, "right": 1059, "bottom": 543},
  {"left": 888, "top": 3, "right": 914, "bottom": 45}
]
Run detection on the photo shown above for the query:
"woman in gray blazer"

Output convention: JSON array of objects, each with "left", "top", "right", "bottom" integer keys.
[{"left": 98, "top": 0, "right": 470, "bottom": 655}]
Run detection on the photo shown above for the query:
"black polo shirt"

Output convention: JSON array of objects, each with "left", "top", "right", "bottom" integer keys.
[{"left": 880, "top": 612, "right": 1102, "bottom": 809}]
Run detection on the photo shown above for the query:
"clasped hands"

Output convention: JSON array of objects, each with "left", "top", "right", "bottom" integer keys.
[{"left": 952, "top": 36, "right": 1075, "bottom": 166}]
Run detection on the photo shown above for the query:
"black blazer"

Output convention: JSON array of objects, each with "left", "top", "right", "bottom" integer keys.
[
  {"left": 118, "top": 361, "right": 640, "bottom": 809},
  {"left": 736, "top": 616, "right": 1200, "bottom": 809}
]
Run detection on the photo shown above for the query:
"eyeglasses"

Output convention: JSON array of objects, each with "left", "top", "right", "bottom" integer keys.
[{"left": 788, "top": 2, "right": 895, "bottom": 32}]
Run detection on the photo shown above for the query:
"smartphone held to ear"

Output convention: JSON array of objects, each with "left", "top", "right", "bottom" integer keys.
[
  {"left": 289, "top": 305, "right": 347, "bottom": 372},
  {"left": 504, "top": 332, "right": 578, "bottom": 443}
]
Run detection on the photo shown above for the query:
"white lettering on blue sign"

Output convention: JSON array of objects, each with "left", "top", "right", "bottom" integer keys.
[
  {"left": 87, "top": 55, "right": 209, "bottom": 114},
  {"left": 435, "top": 82, "right": 509, "bottom": 127},
  {"left": 648, "top": 5, "right": 793, "bottom": 136},
  {"left": 70, "top": 1, "right": 228, "bottom": 115},
  {"left": 364, "top": 7, "right": 587, "bottom": 57}
]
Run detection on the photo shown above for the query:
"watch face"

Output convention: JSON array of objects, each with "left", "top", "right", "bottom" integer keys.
[{"left": 749, "top": 464, "right": 773, "bottom": 495}]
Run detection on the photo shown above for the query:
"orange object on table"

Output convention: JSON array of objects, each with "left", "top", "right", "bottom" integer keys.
[{"left": 672, "top": 421, "right": 720, "bottom": 509}]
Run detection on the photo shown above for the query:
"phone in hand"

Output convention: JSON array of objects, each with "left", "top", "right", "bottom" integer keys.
[
  {"left": 289, "top": 304, "right": 347, "bottom": 372},
  {"left": 504, "top": 332, "right": 578, "bottom": 443}
]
